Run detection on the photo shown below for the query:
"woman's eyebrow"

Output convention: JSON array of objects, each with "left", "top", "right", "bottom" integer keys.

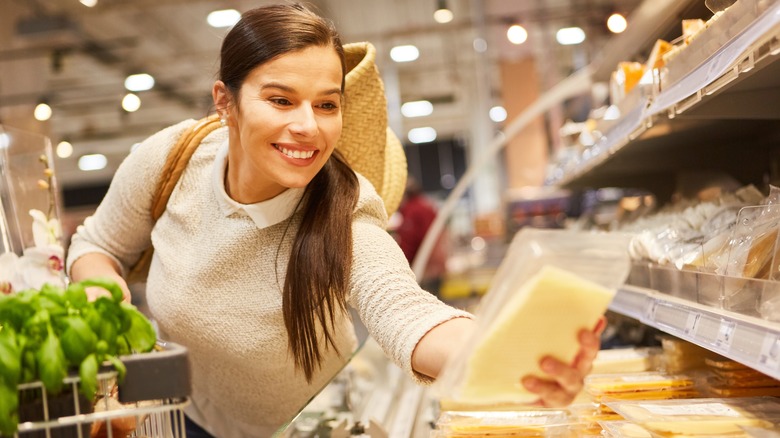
[{"left": 261, "top": 82, "right": 341, "bottom": 97}]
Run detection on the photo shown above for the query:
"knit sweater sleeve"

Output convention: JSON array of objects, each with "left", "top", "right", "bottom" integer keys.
[
  {"left": 66, "top": 120, "right": 196, "bottom": 277},
  {"left": 348, "top": 176, "right": 473, "bottom": 384}
]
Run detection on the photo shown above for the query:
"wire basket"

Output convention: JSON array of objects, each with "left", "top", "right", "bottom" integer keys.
[{"left": 11, "top": 342, "right": 190, "bottom": 438}]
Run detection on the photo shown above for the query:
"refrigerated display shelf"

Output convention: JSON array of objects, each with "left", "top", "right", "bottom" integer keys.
[
  {"left": 611, "top": 285, "right": 780, "bottom": 380},
  {"left": 550, "top": 0, "right": 780, "bottom": 190}
]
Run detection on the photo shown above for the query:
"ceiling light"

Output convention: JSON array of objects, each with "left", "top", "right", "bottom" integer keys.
[
  {"left": 208, "top": 9, "right": 241, "bottom": 28},
  {"left": 390, "top": 45, "right": 419, "bottom": 63},
  {"left": 34, "top": 102, "right": 52, "bottom": 121},
  {"left": 489, "top": 106, "right": 507, "bottom": 122},
  {"left": 607, "top": 13, "right": 628, "bottom": 33},
  {"left": 122, "top": 93, "right": 141, "bottom": 112},
  {"left": 56, "top": 141, "right": 73, "bottom": 158},
  {"left": 507, "top": 24, "right": 528, "bottom": 45},
  {"left": 473, "top": 38, "right": 488, "bottom": 53},
  {"left": 78, "top": 154, "right": 107, "bottom": 171},
  {"left": 556, "top": 27, "right": 586, "bottom": 45},
  {"left": 124, "top": 73, "right": 155, "bottom": 92},
  {"left": 408, "top": 127, "right": 437, "bottom": 144},
  {"left": 79, "top": 0, "right": 98, "bottom": 7},
  {"left": 401, "top": 100, "right": 433, "bottom": 118},
  {"left": 433, "top": 0, "right": 453, "bottom": 24}
]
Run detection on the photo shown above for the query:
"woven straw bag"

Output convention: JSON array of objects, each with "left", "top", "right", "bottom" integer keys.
[{"left": 126, "top": 42, "right": 406, "bottom": 283}]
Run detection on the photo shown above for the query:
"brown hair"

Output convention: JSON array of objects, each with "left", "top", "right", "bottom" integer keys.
[{"left": 219, "top": 3, "right": 359, "bottom": 382}]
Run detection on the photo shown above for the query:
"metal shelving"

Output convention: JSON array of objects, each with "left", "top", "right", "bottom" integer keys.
[{"left": 611, "top": 285, "right": 780, "bottom": 380}]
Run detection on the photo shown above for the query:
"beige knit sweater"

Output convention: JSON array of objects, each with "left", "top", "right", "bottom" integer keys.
[{"left": 66, "top": 119, "right": 471, "bottom": 437}]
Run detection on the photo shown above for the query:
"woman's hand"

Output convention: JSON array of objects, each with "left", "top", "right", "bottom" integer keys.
[{"left": 520, "top": 317, "right": 606, "bottom": 407}]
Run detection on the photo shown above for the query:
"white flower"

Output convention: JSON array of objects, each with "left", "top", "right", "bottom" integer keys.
[
  {"left": 0, "top": 252, "right": 21, "bottom": 294},
  {"left": 19, "top": 245, "right": 65, "bottom": 290},
  {"left": 29, "top": 209, "right": 62, "bottom": 247}
]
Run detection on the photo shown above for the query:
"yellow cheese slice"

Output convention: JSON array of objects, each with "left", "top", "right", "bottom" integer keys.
[{"left": 458, "top": 265, "right": 615, "bottom": 403}]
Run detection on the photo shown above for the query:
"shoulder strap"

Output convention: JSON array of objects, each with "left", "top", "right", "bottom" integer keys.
[{"left": 150, "top": 114, "right": 222, "bottom": 221}]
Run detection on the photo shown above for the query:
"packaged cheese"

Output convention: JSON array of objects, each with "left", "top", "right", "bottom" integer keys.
[
  {"left": 645, "top": 39, "right": 673, "bottom": 70},
  {"left": 591, "top": 347, "right": 660, "bottom": 374},
  {"left": 434, "top": 229, "right": 631, "bottom": 409},
  {"left": 606, "top": 397, "right": 780, "bottom": 436},
  {"left": 434, "top": 410, "right": 568, "bottom": 436}
]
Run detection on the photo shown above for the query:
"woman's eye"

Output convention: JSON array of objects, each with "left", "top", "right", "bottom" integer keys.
[
  {"left": 271, "top": 98, "right": 292, "bottom": 106},
  {"left": 319, "top": 102, "right": 339, "bottom": 111}
]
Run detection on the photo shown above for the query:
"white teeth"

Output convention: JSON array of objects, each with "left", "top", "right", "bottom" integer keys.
[{"left": 276, "top": 145, "right": 314, "bottom": 159}]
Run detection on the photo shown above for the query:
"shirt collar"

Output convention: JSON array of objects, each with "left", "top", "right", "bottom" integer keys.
[{"left": 212, "top": 141, "right": 304, "bottom": 229}]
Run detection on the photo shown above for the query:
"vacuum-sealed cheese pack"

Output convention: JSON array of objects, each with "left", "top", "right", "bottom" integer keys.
[{"left": 434, "top": 228, "right": 631, "bottom": 409}]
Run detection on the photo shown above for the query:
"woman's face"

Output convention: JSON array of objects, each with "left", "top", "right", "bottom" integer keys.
[{"left": 221, "top": 45, "right": 343, "bottom": 203}]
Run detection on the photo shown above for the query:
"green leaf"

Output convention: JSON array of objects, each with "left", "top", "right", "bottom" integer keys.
[
  {"left": 106, "top": 356, "right": 126, "bottom": 383},
  {"left": 119, "top": 303, "right": 157, "bottom": 353},
  {"left": 36, "top": 328, "right": 66, "bottom": 395},
  {"left": 77, "top": 277, "right": 125, "bottom": 303},
  {"left": 0, "top": 383, "right": 19, "bottom": 436},
  {"left": 59, "top": 317, "right": 97, "bottom": 366},
  {"left": 0, "top": 327, "right": 21, "bottom": 387},
  {"left": 64, "top": 283, "right": 88, "bottom": 309},
  {"left": 78, "top": 354, "right": 98, "bottom": 401}
]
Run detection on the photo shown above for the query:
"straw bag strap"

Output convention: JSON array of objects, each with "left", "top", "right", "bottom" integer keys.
[{"left": 150, "top": 114, "right": 222, "bottom": 221}]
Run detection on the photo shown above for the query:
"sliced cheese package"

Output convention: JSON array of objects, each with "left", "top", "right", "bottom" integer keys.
[
  {"left": 434, "top": 229, "right": 632, "bottom": 409},
  {"left": 606, "top": 397, "right": 780, "bottom": 437},
  {"left": 591, "top": 347, "right": 661, "bottom": 374}
]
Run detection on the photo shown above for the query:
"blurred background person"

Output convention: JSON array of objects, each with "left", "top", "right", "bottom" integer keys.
[{"left": 396, "top": 177, "right": 448, "bottom": 296}]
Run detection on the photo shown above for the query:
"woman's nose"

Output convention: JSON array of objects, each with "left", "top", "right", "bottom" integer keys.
[{"left": 289, "top": 106, "right": 318, "bottom": 136}]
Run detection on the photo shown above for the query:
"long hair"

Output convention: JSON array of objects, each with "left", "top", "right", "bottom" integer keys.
[{"left": 218, "top": 3, "right": 359, "bottom": 382}]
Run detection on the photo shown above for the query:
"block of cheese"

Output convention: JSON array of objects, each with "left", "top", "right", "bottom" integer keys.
[{"left": 457, "top": 265, "right": 615, "bottom": 404}]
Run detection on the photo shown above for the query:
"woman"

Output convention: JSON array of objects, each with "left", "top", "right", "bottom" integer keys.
[{"left": 67, "top": 4, "right": 603, "bottom": 437}]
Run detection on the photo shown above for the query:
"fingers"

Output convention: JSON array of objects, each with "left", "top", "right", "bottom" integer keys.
[
  {"left": 85, "top": 285, "right": 112, "bottom": 301},
  {"left": 522, "top": 356, "right": 584, "bottom": 407},
  {"left": 574, "top": 328, "right": 602, "bottom": 375},
  {"left": 521, "top": 375, "right": 576, "bottom": 407}
]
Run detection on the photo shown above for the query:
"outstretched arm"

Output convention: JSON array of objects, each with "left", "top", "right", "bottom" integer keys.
[{"left": 410, "top": 316, "right": 606, "bottom": 407}]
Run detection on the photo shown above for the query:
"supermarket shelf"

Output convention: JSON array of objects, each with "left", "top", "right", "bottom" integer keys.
[
  {"left": 550, "top": 0, "right": 780, "bottom": 193},
  {"left": 610, "top": 285, "right": 780, "bottom": 380}
]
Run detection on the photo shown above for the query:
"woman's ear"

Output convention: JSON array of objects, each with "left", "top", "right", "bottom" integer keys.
[{"left": 212, "top": 80, "right": 232, "bottom": 123}]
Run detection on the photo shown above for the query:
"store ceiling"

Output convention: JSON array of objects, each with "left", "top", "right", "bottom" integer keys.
[{"left": 1, "top": 0, "right": 687, "bottom": 192}]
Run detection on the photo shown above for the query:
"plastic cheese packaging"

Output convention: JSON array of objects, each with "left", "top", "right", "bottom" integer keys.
[
  {"left": 458, "top": 265, "right": 615, "bottom": 403},
  {"left": 591, "top": 347, "right": 660, "bottom": 374},
  {"left": 434, "top": 229, "right": 632, "bottom": 409},
  {"left": 606, "top": 397, "right": 780, "bottom": 436},
  {"left": 433, "top": 410, "right": 568, "bottom": 437}
]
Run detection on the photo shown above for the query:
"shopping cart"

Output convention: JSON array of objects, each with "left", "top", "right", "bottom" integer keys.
[{"left": 12, "top": 341, "right": 190, "bottom": 438}]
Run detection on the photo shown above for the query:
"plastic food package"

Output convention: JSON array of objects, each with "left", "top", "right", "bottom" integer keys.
[
  {"left": 434, "top": 228, "right": 631, "bottom": 409},
  {"left": 433, "top": 410, "right": 569, "bottom": 437},
  {"left": 591, "top": 347, "right": 661, "bottom": 374},
  {"left": 585, "top": 372, "right": 698, "bottom": 403},
  {"left": 606, "top": 397, "right": 780, "bottom": 437},
  {"left": 600, "top": 420, "right": 653, "bottom": 438}
]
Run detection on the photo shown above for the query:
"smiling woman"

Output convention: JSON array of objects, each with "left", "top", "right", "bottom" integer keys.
[{"left": 64, "top": 3, "right": 603, "bottom": 437}]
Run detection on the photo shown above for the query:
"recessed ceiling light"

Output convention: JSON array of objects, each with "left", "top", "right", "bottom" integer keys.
[
  {"left": 408, "top": 127, "right": 437, "bottom": 144},
  {"left": 78, "top": 154, "right": 107, "bottom": 171},
  {"left": 507, "top": 25, "right": 528, "bottom": 45},
  {"left": 607, "top": 13, "right": 628, "bottom": 33},
  {"left": 401, "top": 100, "right": 433, "bottom": 118},
  {"left": 34, "top": 103, "right": 52, "bottom": 121},
  {"left": 125, "top": 73, "right": 155, "bottom": 92},
  {"left": 79, "top": 0, "right": 98, "bottom": 7},
  {"left": 56, "top": 141, "right": 73, "bottom": 158},
  {"left": 556, "top": 27, "right": 586, "bottom": 45},
  {"left": 489, "top": 106, "right": 507, "bottom": 122},
  {"left": 390, "top": 45, "right": 419, "bottom": 63},
  {"left": 208, "top": 9, "right": 241, "bottom": 28},
  {"left": 122, "top": 93, "right": 141, "bottom": 112}
]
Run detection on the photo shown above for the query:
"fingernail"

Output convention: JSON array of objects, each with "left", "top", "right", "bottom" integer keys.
[
  {"left": 541, "top": 358, "right": 557, "bottom": 373},
  {"left": 522, "top": 377, "right": 537, "bottom": 390}
]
